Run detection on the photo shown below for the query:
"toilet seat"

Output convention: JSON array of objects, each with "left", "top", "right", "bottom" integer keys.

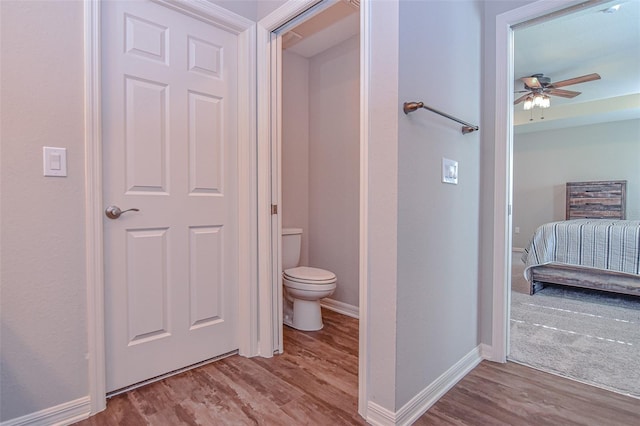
[
  {"left": 284, "top": 266, "right": 336, "bottom": 285},
  {"left": 284, "top": 280, "right": 337, "bottom": 292}
]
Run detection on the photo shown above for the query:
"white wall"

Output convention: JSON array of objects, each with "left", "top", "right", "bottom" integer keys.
[
  {"left": 282, "top": 51, "right": 310, "bottom": 266},
  {"left": 308, "top": 35, "right": 360, "bottom": 307},
  {"left": 396, "top": 0, "right": 482, "bottom": 408},
  {"left": 0, "top": 1, "right": 88, "bottom": 421},
  {"left": 512, "top": 118, "right": 640, "bottom": 248}
]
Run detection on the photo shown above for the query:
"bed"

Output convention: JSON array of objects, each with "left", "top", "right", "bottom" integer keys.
[{"left": 521, "top": 180, "right": 640, "bottom": 296}]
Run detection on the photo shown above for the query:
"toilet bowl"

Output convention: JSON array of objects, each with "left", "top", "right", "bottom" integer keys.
[
  {"left": 283, "top": 266, "right": 336, "bottom": 331},
  {"left": 281, "top": 228, "right": 338, "bottom": 331}
]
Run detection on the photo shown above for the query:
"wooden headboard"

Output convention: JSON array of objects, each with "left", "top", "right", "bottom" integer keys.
[{"left": 566, "top": 180, "right": 627, "bottom": 220}]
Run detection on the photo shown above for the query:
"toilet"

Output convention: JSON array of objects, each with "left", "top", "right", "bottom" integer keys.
[{"left": 282, "top": 228, "right": 337, "bottom": 331}]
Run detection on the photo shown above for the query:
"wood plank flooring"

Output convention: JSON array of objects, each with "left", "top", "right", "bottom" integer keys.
[
  {"left": 415, "top": 361, "right": 639, "bottom": 426},
  {"left": 75, "top": 310, "right": 639, "bottom": 425}
]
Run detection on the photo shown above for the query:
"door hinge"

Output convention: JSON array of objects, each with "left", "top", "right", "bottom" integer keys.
[{"left": 271, "top": 204, "right": 278, "bottom": 215}]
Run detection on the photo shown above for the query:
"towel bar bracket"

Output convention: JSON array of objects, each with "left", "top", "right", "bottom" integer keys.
[{"left": 403, "top": 101, "right": 479, "bottom": 135}]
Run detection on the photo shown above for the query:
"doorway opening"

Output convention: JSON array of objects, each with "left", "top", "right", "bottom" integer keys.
[
  {"left": 277, "top": 0, "right": 360, "bottom": 348},
  {"left": 496, "top": 0, "right": 640, "bottom": 397},
  {"left": 257, "top": 0, "right": 366, "bottom": 416}
]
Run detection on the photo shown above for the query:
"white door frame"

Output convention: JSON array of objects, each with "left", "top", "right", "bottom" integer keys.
[
  {"left": 84, "top": 0, "right": 256, "bottom": 414},
  {"left": 491, "top": 0, "right": 596, "bottom": 363},
  {"left": 256, "top": 0, "right": 340, "bottom": 357},
  {"left": 256, "top": 0, "right": 369, "bottom": 417}
]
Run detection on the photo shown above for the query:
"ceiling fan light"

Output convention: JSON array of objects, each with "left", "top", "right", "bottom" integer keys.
[
  {"left": 533, "top": 93, "right": 544, "bottom": 107},
  {"left": 523, "top": 96, "right": 533, "bottom": 110},
  {"left": 540, "top": 95, "right": 551, "bottom": 108}
]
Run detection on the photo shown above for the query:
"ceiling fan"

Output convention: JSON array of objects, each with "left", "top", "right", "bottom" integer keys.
[{"left": 514, "top": 73, "right": 601, "bottom": 108}]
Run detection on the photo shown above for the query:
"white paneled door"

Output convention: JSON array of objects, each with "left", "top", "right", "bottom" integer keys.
[{"left": 102, "top": 0, "right": 239, "bottom": 392}]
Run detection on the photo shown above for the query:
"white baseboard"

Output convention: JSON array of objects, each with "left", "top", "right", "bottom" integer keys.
[
  {"left": 512, "top": 247, "right": 525, "bottom": 253},
  {"left": 366, "top": 401, "right": 397, "bottom": 426},
  {"left": 1, "top": 396, "right": 91, "bottom": 426},
  {"left": 366, "top": 345, "right": 483, "bottom": 426},
  {"left": 479, "top": 343, "right": 493, "bottom": 360},
  {"left": 320, "top": 298, "right": 359, "bottom": 319}
]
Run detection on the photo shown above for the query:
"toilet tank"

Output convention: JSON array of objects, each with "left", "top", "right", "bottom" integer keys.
[{"left": 282, "top": 228, "right": 302, "bottom": 270}]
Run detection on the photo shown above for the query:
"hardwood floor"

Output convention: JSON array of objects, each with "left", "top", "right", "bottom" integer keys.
[
  {"left": 416, "top": 361, "right": 639, "bottom": 425},
  {"left": 75, "top": 309, "right": 639, "bottom": 426}
]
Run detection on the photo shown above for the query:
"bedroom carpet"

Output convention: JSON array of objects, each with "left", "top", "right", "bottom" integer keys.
[{"left": 510, "top": 278, "right": 640, "bottom": 397}]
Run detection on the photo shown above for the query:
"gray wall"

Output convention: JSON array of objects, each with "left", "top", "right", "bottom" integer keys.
[
  {"left": 281, "top": 35, "right": 360, "bottom": 308},
  {"left": 211, "top": 0, "right": 287, "bottom": 21},
  {"left": 396, "top": 0, "right": 482, "bottom": 408},
  {"left": 282, "top": 51, "right": 310, "bottom": 266},
  {"left": 1, "top": 1, "right": 88, "bottom": 420},
  {"left": 512, "top": 119, "right": 640, "bottom": 248},
  {"left": 478, "top": 0, "right": 537, "bottom": 346},
  {"left": 308, "top": 35, "right": 360, "bottom": 307}
]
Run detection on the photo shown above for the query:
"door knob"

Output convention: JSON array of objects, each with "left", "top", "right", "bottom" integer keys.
[{"left": 105, "top": 205, "right": 140, "bottom": 219}]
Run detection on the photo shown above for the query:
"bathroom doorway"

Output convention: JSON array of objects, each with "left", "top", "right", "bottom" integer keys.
[
  {"left": 280, "top": 0, "right": 360, "bottom": 336},
  {"left": 259, "top": 0, "right": 361, "bottom": 356}
]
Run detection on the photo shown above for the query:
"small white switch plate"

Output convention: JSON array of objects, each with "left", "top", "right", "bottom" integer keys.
[
  {"left": 43, "top": 147, "right": 67, "bottom": 177},
  {"left": 515, "top": 226, "right": 520, "bottom": 234},
  {"left": 442, "top": 157, "right": 458, "bottom": 184}
]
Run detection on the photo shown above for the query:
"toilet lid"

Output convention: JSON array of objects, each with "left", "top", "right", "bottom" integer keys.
[{"left": 284, "top": 266, "right": 336, "bottom": 283}]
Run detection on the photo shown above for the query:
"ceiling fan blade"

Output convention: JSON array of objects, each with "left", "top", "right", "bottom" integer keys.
[
  {"left": 514, "top": 93, "right": 530, "bottom": 105},
  {"left": 547, "top": 88, "right": 581, "bottom": 98},
  {"left": 550, "top": 73, "right": 601, "bottom": 88},
  {"left": 521, "top": 76, "right": 542, "bottom": 89}
]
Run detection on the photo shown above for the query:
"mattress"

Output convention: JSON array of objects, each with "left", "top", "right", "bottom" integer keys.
[{"left": 522, "top": 219, "right": 640, "bottom": 280}]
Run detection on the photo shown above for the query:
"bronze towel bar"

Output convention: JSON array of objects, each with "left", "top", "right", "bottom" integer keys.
[{"left": 403, "top": 101, "right": 479, "bottom": 135}]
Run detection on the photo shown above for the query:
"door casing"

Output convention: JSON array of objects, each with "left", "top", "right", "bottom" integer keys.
[
  {"left": 257, "top": 0, "right": 344, "bottom": 357},
  {"left": 491, "top": 0, "right": 594, "bottom": 363}
]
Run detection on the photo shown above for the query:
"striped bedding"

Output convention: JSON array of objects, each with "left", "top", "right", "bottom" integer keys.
[{"left": 522, "top": 219, "right": 640, "bottom": 280}]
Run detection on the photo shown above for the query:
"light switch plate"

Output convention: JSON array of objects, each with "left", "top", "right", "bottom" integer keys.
[
  {"left": 442, "top": 157, "right": 458, "bottom": 184},
  {"left": 43, "top": 147, "right": 67, "bottom": 177}
]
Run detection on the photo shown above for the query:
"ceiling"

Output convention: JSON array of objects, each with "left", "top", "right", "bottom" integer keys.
[
  {"left": 282, "top": 0, "right": 359, "bottom": 58},
  {"left": 282, "top": 1, "right": 639, "bottom": 133},
  {"left": 513, "top": 0, "right": 640, "bottom": 132}
]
